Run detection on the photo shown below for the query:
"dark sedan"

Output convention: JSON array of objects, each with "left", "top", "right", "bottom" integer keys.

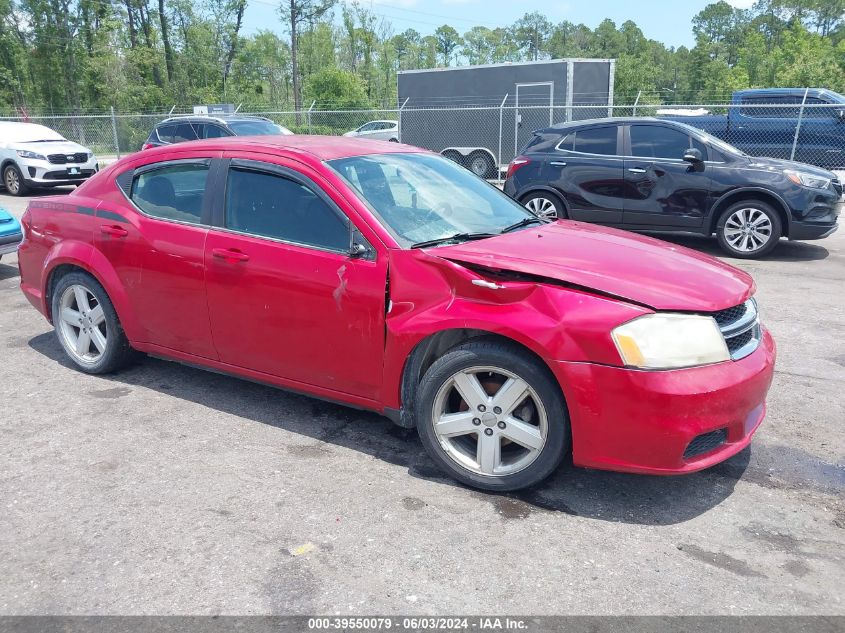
[{"left": 504, "top": 117, "right": 842, "bottom": 258}]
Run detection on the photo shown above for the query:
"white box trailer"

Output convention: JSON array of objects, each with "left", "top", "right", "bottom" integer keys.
[{"left": 398, "top": 58, "right": 616, "bottom": 177}]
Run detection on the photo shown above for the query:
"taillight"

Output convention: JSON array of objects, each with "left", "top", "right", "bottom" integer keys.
[
  {"left": 141, "top": 142, "right": 154, "bottom": 150},
  {"left": 507, "top": 157, "right": 530, "bottom": 179}
]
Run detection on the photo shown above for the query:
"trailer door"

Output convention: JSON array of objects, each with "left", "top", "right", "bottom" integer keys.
[{"left": 515, "top": 82, "right": 553, "bottom": 157}]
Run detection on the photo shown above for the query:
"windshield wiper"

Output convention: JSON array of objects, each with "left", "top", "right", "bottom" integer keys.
[
  {"left": 500, "top": 217, "right": 546, "bottom": 234},
  {"left": 410, "top": 232, "right": 497, "bottom": 249}
]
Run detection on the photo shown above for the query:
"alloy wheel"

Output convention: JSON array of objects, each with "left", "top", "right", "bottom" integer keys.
[
  {"left": 723, "top": 207, "right": 773, "bottom": 253},
  {"left": 4, "top": 167, "right": 19, "bottom": 195},
  {"left": 431, "top": 365, "right": 548, "bottom": 477},
  {"left": 524, "top": 197, "right": 558, "bottom": 220},
  {"left": 57, "top": 284, "right": 108, "bottom": 364},
  {"left": 470, "top": 156, "right": 489, "bottom": 177}
]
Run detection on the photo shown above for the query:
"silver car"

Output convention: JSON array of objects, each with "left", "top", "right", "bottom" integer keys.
[
  {"left": 343, "top": 120, "right": 399, "bottom": 142},
  {"left": 0, "top": 122, "right": 99, "bottom": 196}
]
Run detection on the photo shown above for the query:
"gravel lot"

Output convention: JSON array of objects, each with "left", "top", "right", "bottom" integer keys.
[{"left": 0, "top": 189, "right": 843, "bottom": 615}]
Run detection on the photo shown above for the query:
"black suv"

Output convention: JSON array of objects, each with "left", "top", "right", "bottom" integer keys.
[
  {"left": 142, "top": 115, "right": 292, "bottom": 150},
  {"left": 504, "top": 117, "right": 842, "bottom": 258}
]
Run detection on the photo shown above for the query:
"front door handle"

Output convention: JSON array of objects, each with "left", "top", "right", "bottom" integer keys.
[
  {"left": 212, "top": 247, "right": 250, "bottom": 262},
  {"left": 627, "top": 168, "right": 647, "bottom": 174},
  {"left": 100, "top": 225, "right": 128, "bottom": 238},
  {"left": 550, "top": 161, "right": 567, "bottom": 167}
]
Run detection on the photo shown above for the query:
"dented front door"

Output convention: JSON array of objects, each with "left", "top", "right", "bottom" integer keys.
[{"left": 203, "top": 158, "right": 387, "bottom": 400}]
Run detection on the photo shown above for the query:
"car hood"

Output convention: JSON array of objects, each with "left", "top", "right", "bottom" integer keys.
[
  {"left": 432, "top": 221, "right": 754, "bottom": 312},
  {"left": 744, "top": 156, "right": 836, "bottom": 180},
  {"left": 8, "top": 140, "right": 91, "bottom": 155}
]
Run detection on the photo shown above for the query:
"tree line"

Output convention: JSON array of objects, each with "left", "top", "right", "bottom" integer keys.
[{"left": 0, "top": 0, "right": 843, "bottom": 115}]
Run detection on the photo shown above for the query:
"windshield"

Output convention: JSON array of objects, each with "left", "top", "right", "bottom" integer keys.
[
  {"left": 228, "top": 120, "right": 286, "bottom": 136},
  {"left": 329, "top": 153, "right": 537, "bottom": 247}
]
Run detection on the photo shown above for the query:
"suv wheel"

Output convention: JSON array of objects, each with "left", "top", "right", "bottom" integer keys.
[
  {"left": 716, "top": 201, "right": 781, "bottom": 259},
  {"left": 3, "top": 164, "right": 30, "bottom": 196},
  {"left": 51, "top": 271, "right": 137, "bottom": 374},
  {"left": 415, "top": 340, "right": 569, "bottom": 492},
  {"left": 521, "top": 191, "right": 565, "bottom": 220}
]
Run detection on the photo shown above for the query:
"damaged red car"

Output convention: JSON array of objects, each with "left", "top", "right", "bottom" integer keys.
[{"left": 18, "top": 137, "right": 776, "bottom": 491}]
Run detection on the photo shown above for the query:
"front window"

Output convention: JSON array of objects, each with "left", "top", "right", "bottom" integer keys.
[
  {"left": 329, "top": 153, "right": 537, "bottom": 247},
  {"left": 227, "top": 120, "right": 286, "bottom": 136}
]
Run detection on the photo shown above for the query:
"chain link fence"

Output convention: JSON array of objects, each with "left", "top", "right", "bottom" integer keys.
[{"left": 2, "top": 97, "right": 843, "bottom": 173}]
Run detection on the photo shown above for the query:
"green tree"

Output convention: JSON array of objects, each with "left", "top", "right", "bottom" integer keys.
[{"left": 434, "top": 24, "right": 462, "bottom": 66}]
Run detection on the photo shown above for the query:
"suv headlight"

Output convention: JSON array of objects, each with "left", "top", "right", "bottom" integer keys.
[
  {"left": 16, "top": 150, "right": 47, "bottom": 161},
  {"left": 612, "top": 313, "right": 730, "bottom": 369},
  {"left": 784, "top": 169, "right": 831, "bottom": 190}
]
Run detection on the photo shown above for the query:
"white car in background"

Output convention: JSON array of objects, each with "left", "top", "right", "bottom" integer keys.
[
  {"left": 343, "top": 120, "right": 399, "bottom": 142},
  {"left": 0, "top": 122, "right": 99, "bottom": 196}
]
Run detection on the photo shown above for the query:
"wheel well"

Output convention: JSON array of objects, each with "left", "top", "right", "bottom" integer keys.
[
  {"left": 709, "top": 192, "right": 790, "bottom": 238},
  {"left": 44, "top": 263, "right": 87, "bottom": 322},
  {"left": 1, "top": 159, "right": 17, "bottom": 174},
  {"left": 396, "top": 329, "right": 558, "bottom": 429}
]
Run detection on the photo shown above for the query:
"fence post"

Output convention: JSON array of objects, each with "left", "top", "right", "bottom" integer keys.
[
  {"left": 498, "top": 93, "right": 509, "bottom": 175},
  {"left": 632, "top": 90, "right": 641, "bottom": 116},
  {"left": 110, "top": 106, "right": 121, "bottom": 159},
  {"left": 790, "top": 87, "right": 809, "bottom": 162},
  {"left": 397, "top": 97, "right": 409, "bottom": 143},
  {"left": 307, "top": 100, "right": 315, "bottom": 135}
]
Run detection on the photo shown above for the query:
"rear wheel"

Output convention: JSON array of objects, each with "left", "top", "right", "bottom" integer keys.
[
  {"left": 521, "top": 191, "right": 566, "bottom": 220},
  {"left": 716, "top": 200, "right": 781, "bottom": 259},
  {"left": 51, "top": 271, "right": 137, "bottom": 374},
  {"left": 415, "top": 340, "right": 569, "bottom": 492},
  {"left": 3, "top": 164, "right": 30, "bottom": 196}
]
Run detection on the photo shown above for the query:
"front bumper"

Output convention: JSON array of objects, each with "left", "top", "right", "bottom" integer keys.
[
  {"left": 553, "top": 328, "right": 776, "bottom": 474},
  {"left": 18, "top": 156, "right": 98, "bottom": 186},
  {"left": 0, "top": 230, "right": 23, "bottom": 256}
]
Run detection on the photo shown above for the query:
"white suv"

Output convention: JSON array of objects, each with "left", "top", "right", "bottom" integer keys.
[{"left": 0, "top": 122, "right": 99, "bottom": 196}]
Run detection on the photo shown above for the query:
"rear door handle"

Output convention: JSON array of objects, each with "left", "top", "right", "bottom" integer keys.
[
  {"left": 627, "top": 168, "right": 647, "bottom": 174},
  {"left": 211, "top": 247, "right": 250, "bottom": 262},
  {"left": 550, "top": 161, "right": 567, "bottom": 167},
  {"left": 100, "top": 225, "right": 128, "bottom": 238}
]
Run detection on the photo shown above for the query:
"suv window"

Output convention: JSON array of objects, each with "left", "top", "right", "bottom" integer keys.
[
  {"left": 172, "top": 123, "right": 201, "bottom": 142},
  {"left": 156, "top": 124, "right": 176, "bottom": 143},
  {"left": 131, "top": 163, "right": 209, "bottom": 224},
  {"left": 225, "top": 167, "right": 349, "bottom": 252},
  {"left": 203, "top": 124, "right": 230, "bottom": 138},
  {"left": 570, "top": 127, "right": 617, "bottom": 155},
  {"left": 740, "top": 96, "right": 802, "bottom": 118},
  {"left": 630, "top": 125, "right": 707, "bottom": 159}
]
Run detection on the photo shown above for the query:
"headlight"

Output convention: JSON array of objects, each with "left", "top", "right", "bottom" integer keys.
[
  {"left": 611, "top": 313, "right": 730, "bottom": 369},
  {"left": 784, "top": 169, "right": 830, "bottom": 190},
  {"left": 16, "top": 150, "right": 46, "bottom": 161}
]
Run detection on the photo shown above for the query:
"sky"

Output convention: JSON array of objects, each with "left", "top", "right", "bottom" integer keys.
[{"left": 241, "top": 0, "right": 756, "bottom": 51}]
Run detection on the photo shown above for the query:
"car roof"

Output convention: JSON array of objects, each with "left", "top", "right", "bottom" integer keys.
[
  {"left": 157, "top": 115, "right": 275, "bottom": 126},
  {"left": 138, "top": 135, "right": 425, "bottom": 161},
  {"left": 542, "top": 116, "right": 666, "bottom": 133}
]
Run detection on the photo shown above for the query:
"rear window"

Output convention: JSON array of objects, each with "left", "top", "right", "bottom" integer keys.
[{"left": 571, "top": 127, "right": 617, "bottom": 155}]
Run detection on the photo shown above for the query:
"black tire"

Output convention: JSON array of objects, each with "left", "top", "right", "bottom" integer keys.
[
  {"left": 51, "top": 270, "right": 138, "bottom": 374},
  {"left": 520, "top": 191, "right": 567, "bottom": 220},
  {"left": 3, "top": 163, "right": 30, "bottom": 196},
  {"left": 716, "top": 200, "right": 782, "bottom": 259},
  {"left": 388, "top": 137, "right": 399, "bottom": 143},
  {"left": 415, "top": 339, "right": 569, "bottom": 492},
  {"left": 467, "top": 151, "right": 495, "bottom": 178}
]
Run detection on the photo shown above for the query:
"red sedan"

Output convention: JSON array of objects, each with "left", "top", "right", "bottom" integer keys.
[{"left": 17, "top": 136, "right": 776, "bottom": 491}]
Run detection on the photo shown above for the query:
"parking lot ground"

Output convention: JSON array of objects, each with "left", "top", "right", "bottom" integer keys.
[{"left": 0, "top": 189, "right": 843, "bottom": 615}]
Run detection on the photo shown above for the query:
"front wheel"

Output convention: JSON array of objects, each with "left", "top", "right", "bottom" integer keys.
[
  {"left": 51, "top": 271, "right": 137, "bottom": 374},
  {"left": 3, "top": 164, "right": 30, "bottom": 196},
  {"left": 415, "top": 340, "right": 569, "bottom": 491},
  {"left": 716, "top": 201, "right": 781, "bottom": 259}
]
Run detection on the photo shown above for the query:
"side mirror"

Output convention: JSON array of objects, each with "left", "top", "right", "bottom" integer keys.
[
  {"left": 349, "top": 242, "right": 369, "bottom": 258},
  {"left": 683, "top": 147, "right": 703, "bottom": 163}
]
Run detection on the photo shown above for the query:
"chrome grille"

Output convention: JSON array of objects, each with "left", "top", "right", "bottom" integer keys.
[{"left": 713, "top": 298, "right": 761, "bottom": 360}]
